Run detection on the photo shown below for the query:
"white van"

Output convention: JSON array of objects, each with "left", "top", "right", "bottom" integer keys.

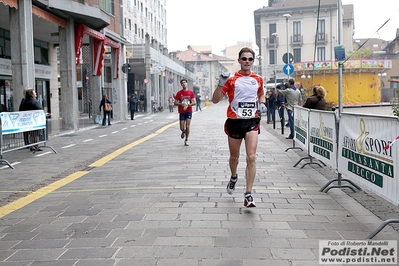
[{"left": 264, "top": 83, "right": 282, "bottom": 92}]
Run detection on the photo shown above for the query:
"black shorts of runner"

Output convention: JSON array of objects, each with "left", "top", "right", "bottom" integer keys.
[
  {"left": 179, "top": 112, "right": 192, "bottom": 121},
  {"left": 224, "top": 118, "right": 260, "bottom": 139}
]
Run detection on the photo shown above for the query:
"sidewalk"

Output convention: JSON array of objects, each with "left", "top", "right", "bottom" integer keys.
[{"left": 0, "top": 102, "right": 398, "bottom": 265}]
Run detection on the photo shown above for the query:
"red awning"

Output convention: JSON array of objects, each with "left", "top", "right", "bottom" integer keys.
[{"left": 75, "top": 24, "right": 120, "bottom": 78}]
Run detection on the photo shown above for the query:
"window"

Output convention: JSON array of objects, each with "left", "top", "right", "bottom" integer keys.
[
  {"left": 317, "top": 19, "right": 326, "bottom": 41},
  {"left": 269, "top": 23, "right": 276, "bottom": 44},
  {"left": 34, "top": 39, "right": 49, "bottom": 65},
  {"left": 269, "top": 49, "right": 277, "bottom": 65},
  {"left": 0, "top": 28, "right": 11, "bottom": 58},
  {"left": 317, "top": 47, "right": 325, "bottom": 61},
  {"left": 293, "top": 21, "right": 301, "bottom": 42},
  {"left": 293, "top": 48, "right": 301, "bottom": 63},
  {"left": 391, "top": 76, "right": 399, "bottom": 89},
  {"left": 99, "top": 0, "right": 114, "bottom": 15}
]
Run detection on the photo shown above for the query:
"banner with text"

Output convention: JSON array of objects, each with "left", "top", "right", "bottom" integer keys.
[
  {"left": 294, "top": 106, "right": 309, "bottom": 150},
  {"left": 0, "top": 110, "right": 46, "bottom": 134},
  {"left": 338, "top": 113, "right": 399, "bottom": 205},
  {"left": 309, "top": 110, "right": 338, "bottom": 170}
]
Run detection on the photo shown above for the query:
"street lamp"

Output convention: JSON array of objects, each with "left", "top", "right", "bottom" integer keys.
[
  {"left": 272, "top": 32, "right": 278, "bottom": 128},
  {"left": 271, "top": 33, "right": 278, "bottom": 89},
  {"left": 262, "top": 36, "right": 267, "bottom": 82},
  {"left": 283, "top": 13, "right": 291, "bottom": 81},
  {"left": 378, "top": 72, "right": 387, "bottom": 90}
]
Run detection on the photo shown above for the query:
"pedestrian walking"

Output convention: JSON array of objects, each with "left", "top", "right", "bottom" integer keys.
[
  {"left": 174, "top": 79, "right": 196, "bottom": 146},
  {"left": 196, "top": 93, "right": 202, "bottom": 111},
  {"left": 99, "top": 94, "right": 112, "bottom": 126},
  {"left": 212, "top": 47, "right": 266, "bottom": 208},
  {"left": 128, "top": 93, "right": 138, "bottom": 120},
  {"left": 139, "top": 92, "right": 145, "bottom": 112},
  {"left": 168, "top": 95, "right": 175, "bottom": 112}
]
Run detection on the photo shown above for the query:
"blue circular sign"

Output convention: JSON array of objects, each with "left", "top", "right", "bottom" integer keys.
[{"left": 283, "top": 64, "right": 294, "bottom": 75}]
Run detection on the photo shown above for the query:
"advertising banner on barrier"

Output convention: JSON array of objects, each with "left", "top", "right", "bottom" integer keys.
[
  {"left": 338, "top": 113, "right": 399, "bottom": 205},
  {"left": 309, "top": 110, "right": 338, "bottom": 170},
  {"left": 0, "top": 110, "right": 46, "bottom": 134},
  {"left": 294, "top": 106, "right": 309, "bottom": 150}
]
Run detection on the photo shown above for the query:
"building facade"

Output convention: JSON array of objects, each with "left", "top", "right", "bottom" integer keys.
[
  {"left": 174, "top": 47, "right": 230, "bottom": 101},
  {"left": 0, "top": 0, "right": 195, "bottom": 132},
  {"left": 254, "top": 0, "right": 354, "bottom": 85},
  {"left": 122, "top": 0, "right": 195, "bottom": 112},
  {"left": 0, "top": 0, "right": 124, "bottom": 131}
]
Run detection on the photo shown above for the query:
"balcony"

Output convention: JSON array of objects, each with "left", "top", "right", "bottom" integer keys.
[
  {"left": 316, "top": 33, "right": 328, "bottom": 45},
  {"left": 266, "top": 36, "right": 279, "bottom": 48},
  {"left": 291, "top": 35, "right": 303, "bottom": 47}
]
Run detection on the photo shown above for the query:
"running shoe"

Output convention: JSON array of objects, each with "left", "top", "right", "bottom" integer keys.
[
  {"left": 184, "top": 139, "right": 189, "bottom": 146},
  {"left": 181, "top": 131, "right": 185, "bottom": 139},
  {"left": 244, "top": 193, "right": 256, "bottom": 208},
  {"left": 226, "top": 176, "right": 237, "bottom": 195}
]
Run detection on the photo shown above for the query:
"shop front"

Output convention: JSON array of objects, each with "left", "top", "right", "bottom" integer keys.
[{"left": 0, "top": 57, "right": 54, "bottom": 114}]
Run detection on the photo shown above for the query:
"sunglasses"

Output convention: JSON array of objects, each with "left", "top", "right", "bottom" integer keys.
[{"left": 240, "top": 57, "right": 254, "bottom": 62}]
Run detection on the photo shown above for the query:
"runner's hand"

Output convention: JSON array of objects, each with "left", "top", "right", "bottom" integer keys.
[
  {"left": 218, "top": 73, "right": 230, "bottom": 87},
  {"left": 260, "top": 102, "right": 267, "bottom": 113}
]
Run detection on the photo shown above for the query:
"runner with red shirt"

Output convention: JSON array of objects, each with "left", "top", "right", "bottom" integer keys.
[{"left": 174, "top": 79, "right": 196, "bottom": 146}]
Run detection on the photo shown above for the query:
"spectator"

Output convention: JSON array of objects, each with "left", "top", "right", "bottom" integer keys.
[
  {"left": 277, "top": 83, "right": 302, "bottom": 139},
  {"left": 20, "top": 88, "right": 43, "bottom": 152},
  {"left": 303, "top": 86, "right": 327, "bottom": 110},
  {"left": 267, "top": 89, "right": 276, "bottom": 124}
]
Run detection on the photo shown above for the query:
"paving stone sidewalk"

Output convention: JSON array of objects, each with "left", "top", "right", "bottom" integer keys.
[{"left": 0, "top": 102, "right": 398, "bottom": 266}]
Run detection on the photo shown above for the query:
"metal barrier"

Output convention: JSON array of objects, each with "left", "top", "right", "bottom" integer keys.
[{"left": 0, "top": 110, "right": 57, "bottom": 169}]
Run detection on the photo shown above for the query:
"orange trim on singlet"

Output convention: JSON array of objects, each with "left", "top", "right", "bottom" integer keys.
[{"left": 221, "top": 72, "right": 264, "bottom": 119}]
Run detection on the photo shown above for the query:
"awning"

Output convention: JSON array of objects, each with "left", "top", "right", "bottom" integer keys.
[
  {"left": 0, "top": 0, "right": 17, "bottom": 9},
  {"left": 75, "top": 24, "right": 120, "bottom": 78},
  {"left": 0, "top": 1, "right": 66, "bottom": 27},
  {"left": 32, "top": 6, "right": 66, "bottom": 28}
]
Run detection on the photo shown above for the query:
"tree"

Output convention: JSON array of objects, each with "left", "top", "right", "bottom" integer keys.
[{"left": 346, "top": 46, "right": 374, "bottom": 59}]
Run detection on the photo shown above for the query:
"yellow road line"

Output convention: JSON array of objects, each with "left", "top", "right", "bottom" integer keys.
[
  {"left": 0, "top": 171, "right": 88, "bottom": 218},
  {"left": 90, "top": 122, "right": 178, "bottom": 167},
  {"left": 0, "top": 121, "right": 179, "bottom": 218}
]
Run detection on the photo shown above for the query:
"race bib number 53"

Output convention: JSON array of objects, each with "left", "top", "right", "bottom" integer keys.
[{"left": 237, "top": 102, "right": 256, "bottom": 118}]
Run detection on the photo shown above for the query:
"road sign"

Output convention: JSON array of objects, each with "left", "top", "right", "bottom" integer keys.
[
  {"left": 121, "top": 63, "right": 131, "bottom": 73},
  {"left": 144, "top": 78, "right": 149, "bottom": 84},
  {"left": 168, "top": 78, "right": 174, "bottom": 84},
  {"left": 334, "top": 45, "right": 346, "bottom": 61},
  {"left": 282, "top": 53, "right": 294, "bottom": 64},
  {"left": 283, "top": 64, "right": 294, "bottom": 75}
]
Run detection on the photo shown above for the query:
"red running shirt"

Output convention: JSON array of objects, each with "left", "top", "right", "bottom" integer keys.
[{"left": 175, "top": 89, "right": 195, "bottom": 113}]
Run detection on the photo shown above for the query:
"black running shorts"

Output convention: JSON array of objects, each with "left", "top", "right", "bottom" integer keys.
[{"left": 224, "top": 118, "right": 260, "bottom": 139}]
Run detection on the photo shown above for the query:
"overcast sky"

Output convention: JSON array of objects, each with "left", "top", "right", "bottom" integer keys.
[{"left": 166, "top": 0, "right": 399, "bottom": 55}]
